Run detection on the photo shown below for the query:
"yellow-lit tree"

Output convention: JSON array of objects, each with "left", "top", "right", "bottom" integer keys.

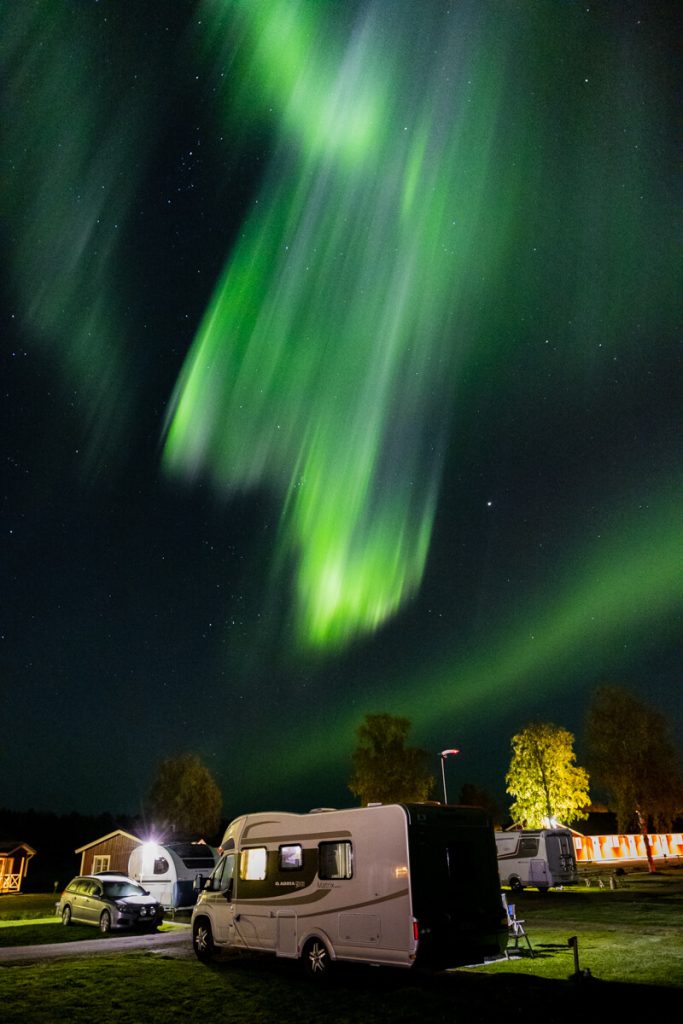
[{"left": 506, "top": 722, "right": 590, "bottom": 827}]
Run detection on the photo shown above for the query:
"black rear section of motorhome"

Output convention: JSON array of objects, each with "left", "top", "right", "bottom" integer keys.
[
  {"left": 544, "top": 830, "right": 577, "bottom": 882},
  {"left": 403, "top": 804, "right": 507, "bottom": 968}
]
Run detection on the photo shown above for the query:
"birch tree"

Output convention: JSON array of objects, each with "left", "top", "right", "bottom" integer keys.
[{"left": 506, "top": 722, "right": 590, "bottom": 827}]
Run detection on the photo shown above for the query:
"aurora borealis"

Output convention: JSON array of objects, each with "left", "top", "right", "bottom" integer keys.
[
  {"left": 2, "top": 0, "right": 680, "bottom": 818},
  {"left": 164, "top": 0, "right": 514, "bottom": 648}
]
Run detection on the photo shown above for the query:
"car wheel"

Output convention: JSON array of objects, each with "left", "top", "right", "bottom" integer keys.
[
  {"left": 302, "top": 937, "right": 332, "bottom": 979},
  {"left": 510, "top": 877, "right": 524, "bottom": 892},
  {"left": 193, "top": 918, "right": 215, "bottom": 962},
  {"left": 99, "top": 910, "right": 112, "bottom": 934},
  {"left": 61, "top": 905, "right": 71, "bottom": 926}
]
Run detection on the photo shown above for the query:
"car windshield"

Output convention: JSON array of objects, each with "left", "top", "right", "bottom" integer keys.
[{"left": 102, "top": 881, "right": 146, "bottom": 899}]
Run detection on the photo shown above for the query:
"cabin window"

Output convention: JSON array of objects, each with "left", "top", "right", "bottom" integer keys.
[
  {"left": 92, "top": 855, "right": 110, "bottom": 874},
  {"left": 240, "top": 847, "right": 267, "bottom": 881},
  {"left": 519, "top": 837, "right": 539, "bottom": 858},
  {"left": 279, "top": 845, "right": 303, "bottom": 871},
  {"left": 153, "top": 857, "right": 169, "bottom": 874},
  {"left": 319, "top": 841, "right": 353, "bottom": 880}
]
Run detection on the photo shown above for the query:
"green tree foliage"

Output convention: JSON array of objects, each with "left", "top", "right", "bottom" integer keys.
[
  {"left": 147, "top": 753, "right": 222, "bottom": 839},
  {"left": 506, "top": 722, "right": 590, "bottom": 828},
  {"left": 348, "top": 713, "right": 435, "bottom": 805},
  {"left": 585, "top": 685, "right": 683, "bottom": 833}
]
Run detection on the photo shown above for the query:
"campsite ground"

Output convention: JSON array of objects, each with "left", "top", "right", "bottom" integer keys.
[{"left": 0, "top": 867, "right": 681, "bottom": 1022}]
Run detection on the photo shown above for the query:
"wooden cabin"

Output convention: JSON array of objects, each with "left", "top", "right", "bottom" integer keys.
[
  {"left": 0, "top": 840, "right": 36, "bottom": 893},
  {"left": 75, "top": 829, "right": 142, "bottom": 875}
]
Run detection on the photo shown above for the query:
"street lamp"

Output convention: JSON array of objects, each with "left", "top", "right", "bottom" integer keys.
[{"left": 439, "top": 748, "right": 460, "bottom": 804}]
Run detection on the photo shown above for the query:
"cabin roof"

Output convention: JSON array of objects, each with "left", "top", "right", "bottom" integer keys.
[
  {"left": 0, "top": 840, "right": 36, "bottom": 857},
  {"left": 74, "top": 829, "right": 142, "bottom": 853}
]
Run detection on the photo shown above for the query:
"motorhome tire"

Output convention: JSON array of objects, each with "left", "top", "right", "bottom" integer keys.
[
  {"left": 61, "top": 905, "right": 71, "bottom": 926},
  {"left": 99, "top": 910, "right": 112, "bottom": 934},
  {"left": 537, "top": 886, "right": 549, "bottom": 894},
  {"left": 509, "top": 877, "right": 523, "bottom": 892},
  {"left": 193, "top": 918, "right": 215, "bottom": 962},
  {"left": 302, "top": 937, "right": 331, "bottom": 978}
]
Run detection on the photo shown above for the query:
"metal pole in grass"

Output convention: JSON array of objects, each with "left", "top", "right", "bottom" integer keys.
[
  {"left": 568, "top": 936, "right": 592, "bottom": 979},
  {"left": 568, "top": 936, "right": 580, "bottom": 975}
]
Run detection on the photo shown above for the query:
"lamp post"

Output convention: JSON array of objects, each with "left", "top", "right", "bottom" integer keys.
[{"left": 439, "top": 748, "right": 460, "bottom": 804}]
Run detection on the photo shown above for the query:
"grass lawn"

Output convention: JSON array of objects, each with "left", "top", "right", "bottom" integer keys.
[
  {"left": 482, "top": 867, "right": 683, "bottom": 989},
  {"left": 0, "top": 869, "right": 680, "bottom": 1022},
  {"left": 0, "top": 893, "right": 58, "bottom": 920}
]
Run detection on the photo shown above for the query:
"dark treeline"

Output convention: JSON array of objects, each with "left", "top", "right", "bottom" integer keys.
[
  {"left": 0, "top": 807, "right": 139, "bottom": 892},
  {"left": 1, "top": 807, "right": 232, "bottom": 892}
]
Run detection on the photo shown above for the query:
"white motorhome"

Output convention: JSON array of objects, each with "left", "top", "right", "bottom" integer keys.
[
  {"left": 191, "top": 803, "right": 508, "bottom": 974},
  {"left": 495, "top": 828, "right": 578, "bottom": 892},
  {"left": 128, "top": 841, "right": 219, "bottom": 909}
]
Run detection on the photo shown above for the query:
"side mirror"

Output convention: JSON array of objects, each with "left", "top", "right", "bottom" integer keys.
[
  {"left": 224, "top": 878, "right": 234, "bottom": 902},
  {"left": 193, "top": 875, "right": 204, "bottom": 892}
]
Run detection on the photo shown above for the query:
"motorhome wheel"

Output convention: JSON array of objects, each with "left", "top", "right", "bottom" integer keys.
[
  {"left": 302, "top": 938, "right": 331, "bottom": 978},
  {"left": 509, "top": 877, "right": 524, "bottom": 892},
  {"left": 193, "top": 918, "right": 215, "bottom": 962}
]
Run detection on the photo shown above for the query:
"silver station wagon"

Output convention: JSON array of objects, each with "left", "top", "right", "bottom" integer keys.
[{"left": 57, "top": 873, "right": 163, "bottom": 933}]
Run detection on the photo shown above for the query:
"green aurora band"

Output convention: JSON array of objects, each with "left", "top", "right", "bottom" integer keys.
[
  {"left": 165, "top": 1, "right": 678, "bottom": 653},
  {"left": 165, "top": 1, "right": 517, "bottom": 648},
  {"left": 6, "top": 1, "right": 674, "bottom": 667},
  {"left": 1, "top": 3, "right": 159, "bottom": 471},
  {"left": 267, "top": 481, "right": 683, "bottom": 780}
]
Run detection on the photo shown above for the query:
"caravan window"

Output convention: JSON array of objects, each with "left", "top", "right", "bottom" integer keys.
[
  {"left": 240, "top": 847, "right": 267, "bottom": 881},
  {"left": 519, "top": 836, "right": 539, "bottom": 858},
  {"left": 319, "top": 841, "right": 353, "bottom": 880},
  {"left": 279, "top": 845, "right": 303, "bottom": 870},
  {"left": 154, "top": 857, "right": 169, "bottom": 874}
]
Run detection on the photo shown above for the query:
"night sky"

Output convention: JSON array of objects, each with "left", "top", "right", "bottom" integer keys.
[{"left": 2, "top": 0, "right": 680, "bottom": 825}]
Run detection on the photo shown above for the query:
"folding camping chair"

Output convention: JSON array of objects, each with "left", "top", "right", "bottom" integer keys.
[{"left": 502, "top": 894, "right": 534, "bottom": 957}]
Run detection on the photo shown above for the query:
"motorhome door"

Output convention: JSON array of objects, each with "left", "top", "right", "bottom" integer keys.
[{"left": 204, "top": 853, "right": 237, "bottom": 942}]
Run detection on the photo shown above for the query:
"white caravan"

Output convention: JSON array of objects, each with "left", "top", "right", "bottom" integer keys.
[
  {"left": 128, "top": 841, "right": 219, "bottom": 909},
  {"left": 191, "top": 803, "right": 508, "bottom": 974},
  {"left": 495, "top": 828, "right": 578, "bottom": 892}
]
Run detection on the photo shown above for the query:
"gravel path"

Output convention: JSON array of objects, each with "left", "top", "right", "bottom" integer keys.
[{"left": 0, "top": 926, "right": 192, "bottom": 965}]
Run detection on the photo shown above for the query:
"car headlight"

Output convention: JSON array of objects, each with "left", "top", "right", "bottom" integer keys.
[{"left": 115, "top": 902, "right": 128, "bottom": 911}]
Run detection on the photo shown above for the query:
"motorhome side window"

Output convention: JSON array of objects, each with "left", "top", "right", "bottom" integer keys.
[
  {"left": 154, "top": 857, "right": 169, "bottom": 874},
  {"left": 319, "top": 841, "right": 353, "bottom": 879},
  {"left": 240, "top": 847, "right": 267, "bottom": 881},
  {"left": 519, "top": 837, "right": 540, "bottom": 858},
  {"left": 213, "top": 853, "right": 235, "bottom": 890},
  {"left": 279, "top": 844, "right": 303, "bottom": 870}
]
